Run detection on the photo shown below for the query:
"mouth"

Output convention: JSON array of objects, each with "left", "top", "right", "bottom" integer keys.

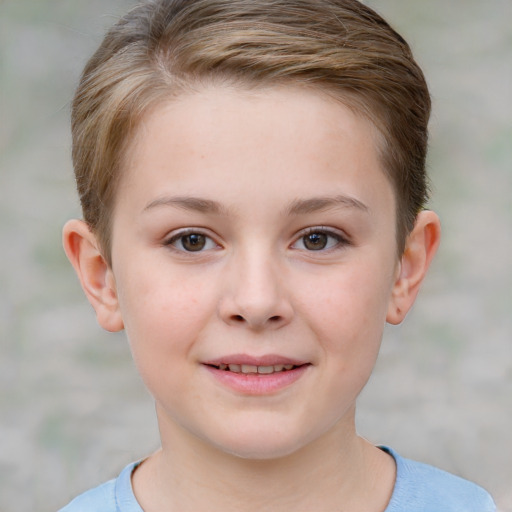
[
  {"left": 206, "top": 363, "right": 306, "bottom": 375},
  {"left": 202, "top": 356, "right": 311, "bottom": 394}
]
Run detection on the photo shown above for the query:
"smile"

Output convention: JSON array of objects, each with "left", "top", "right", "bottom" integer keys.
[
  {"left": 203, "top": 358, "right": 310, "bottom": 395},
  {"left": 211, "top": 363, "right": 299, "bottom": 374}
]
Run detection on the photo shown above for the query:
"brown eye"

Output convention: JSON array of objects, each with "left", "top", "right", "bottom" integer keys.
[
  {"left": 181, "top": 233, "right": 206, "bottom": 251},
  {"left": 302, "top": 232, "right": 328, "bottom": 250},
  {"left": 291, "top": 228, "right": 348, "bottom": 252},
  {"left": 167, "top": 231, "right": 217, "bottom": 252}
]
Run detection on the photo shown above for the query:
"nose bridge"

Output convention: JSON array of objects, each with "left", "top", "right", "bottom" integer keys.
[{"left": 219, "top": 241, "right": 292, "bottom": 329}]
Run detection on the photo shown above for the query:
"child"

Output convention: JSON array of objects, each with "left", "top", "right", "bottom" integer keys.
[{"left": 60, "top": 0, "right": 496, "bottom": 510}]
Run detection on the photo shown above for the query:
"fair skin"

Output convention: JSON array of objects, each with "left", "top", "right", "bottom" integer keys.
[{"left": 63, "top": 85, "right": 440, "bottom": 511}]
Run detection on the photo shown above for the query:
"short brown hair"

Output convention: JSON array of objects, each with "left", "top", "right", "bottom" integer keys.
[{"left": 72, "top": 0, "right": 431, "bottom": 263}]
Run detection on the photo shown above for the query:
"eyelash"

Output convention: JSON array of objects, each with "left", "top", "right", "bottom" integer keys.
[
  {"left": 291, "top": 227, "right": 351, "bottom": 252},
  {"left": 163, "top": 227, "right": 351, "bottom": 254},
  {"left": 164, "top": 229, "right": 220, "bottom": 253}
]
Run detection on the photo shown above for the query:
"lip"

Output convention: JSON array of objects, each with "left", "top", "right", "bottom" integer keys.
[
  {"left": 203, "top": 353, "right": 308, "bottom": 367},
  {"left": 202, "top": 354, "right": 311, "bottom": 395}
]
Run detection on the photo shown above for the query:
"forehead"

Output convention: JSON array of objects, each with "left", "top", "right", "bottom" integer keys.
[{"left": 118, "top": 84, "right": 394, "bottom": 218}]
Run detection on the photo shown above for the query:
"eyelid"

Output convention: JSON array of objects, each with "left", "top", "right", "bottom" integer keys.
[
  {"left": 291, "top": 226, "right": 351, "bottom": 251},
  {"left": 164, "top": 227, "right": 221, "bottom": 252}
]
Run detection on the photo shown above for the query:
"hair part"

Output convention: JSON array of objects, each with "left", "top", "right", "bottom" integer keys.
[{"left": 72, "top": 0, "right": 431, "bottom": 265}]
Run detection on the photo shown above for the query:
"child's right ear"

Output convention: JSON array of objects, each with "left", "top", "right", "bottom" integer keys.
[{"left": 62, "top": 220, "right": 124, "bottom": 333}]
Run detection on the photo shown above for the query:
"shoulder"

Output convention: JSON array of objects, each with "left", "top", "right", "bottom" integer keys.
[
  {"left": 58, "top": 478, "right": 117, "bottom": 512},
  {"left": 58, "top": 462, "right": 142, "bottom": 512},
  {"left": 382, "top": 447, "right": 496, "bottom": 512}
]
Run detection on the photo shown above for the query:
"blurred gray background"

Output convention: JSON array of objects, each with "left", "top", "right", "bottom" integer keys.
[{"left": 1, "top": 1, "right": 511, "bottom": 511}]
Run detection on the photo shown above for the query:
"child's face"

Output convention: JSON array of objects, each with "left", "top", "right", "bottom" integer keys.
[{"left": 107, "top": 86, "right": 401, "bottom": 458}]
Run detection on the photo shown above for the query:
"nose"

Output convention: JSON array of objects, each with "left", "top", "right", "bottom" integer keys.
[{"left": 218, "top": 249, "right": 294, "bottom": 331}]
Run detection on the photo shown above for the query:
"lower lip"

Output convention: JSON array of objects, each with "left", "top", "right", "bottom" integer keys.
[{"left": 203, "top": 365, "right": 310, "bottom": 395}]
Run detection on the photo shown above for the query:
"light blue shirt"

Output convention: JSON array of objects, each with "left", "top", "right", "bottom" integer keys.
[{"left": 59, "top": 447, "right": 496, "bottom": 511}]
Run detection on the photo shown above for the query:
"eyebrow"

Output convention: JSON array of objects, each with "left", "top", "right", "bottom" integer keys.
[
  {"left": 143, "top": 194, "right": 369, "bottom": 216},
  {"left": 143, "top": 196, "right": 226, "bottom": 214},
  {"left": 286, "top": 195, "right": 369, "bottom": 216}
]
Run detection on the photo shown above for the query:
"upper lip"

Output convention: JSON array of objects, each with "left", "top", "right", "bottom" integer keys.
[{"left": 203, "top": 354, "right": 309, "bottom": 367}]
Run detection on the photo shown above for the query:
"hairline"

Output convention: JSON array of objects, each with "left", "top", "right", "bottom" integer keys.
[{"left": 100, "top": 78, "right": 402, "bottom": 267}]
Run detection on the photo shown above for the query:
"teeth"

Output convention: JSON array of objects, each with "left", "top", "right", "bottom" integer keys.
[{"left": 218, "top": 364, "right": 298, "bottom": 374}]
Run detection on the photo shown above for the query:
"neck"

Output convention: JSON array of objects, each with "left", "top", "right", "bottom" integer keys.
[{"left": 133, "top": 407, "right": 395, "bottom": 511}]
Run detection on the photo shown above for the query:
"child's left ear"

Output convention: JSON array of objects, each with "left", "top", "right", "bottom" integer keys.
[{"left": 386, "top": 210, "right": 441, "bottom": 325}]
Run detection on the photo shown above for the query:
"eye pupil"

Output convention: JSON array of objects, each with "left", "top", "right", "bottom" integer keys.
[
  {"left": 303, "top": 232, "right": 328, "bottom": 250},
  {"left": 182, "top": 234, "right": 206, "bottom": 251}
]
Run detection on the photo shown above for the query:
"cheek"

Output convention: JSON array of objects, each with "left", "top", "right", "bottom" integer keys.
[
  {"left": 115, "top": 263, "right": 218, "bottom": 371},
  {"left": 299, "top": 262, "right": 394, "bottom": 355}
]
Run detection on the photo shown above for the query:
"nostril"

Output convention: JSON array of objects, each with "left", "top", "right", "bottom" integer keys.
[{"left": 229, "top": 314, "right": 282, "bottom": 325}]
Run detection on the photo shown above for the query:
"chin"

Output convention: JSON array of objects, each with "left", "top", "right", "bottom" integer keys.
[{"left": 208, "top": 422, "right": 314, "bottom": 461}]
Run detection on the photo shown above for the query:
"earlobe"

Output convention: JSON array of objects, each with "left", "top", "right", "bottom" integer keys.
[
  {"left": 386, "top": 211, "right": 441, "bottom": 325},
  {"left": 62, "top": 219, "right": 124, "bottom": 332}
]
